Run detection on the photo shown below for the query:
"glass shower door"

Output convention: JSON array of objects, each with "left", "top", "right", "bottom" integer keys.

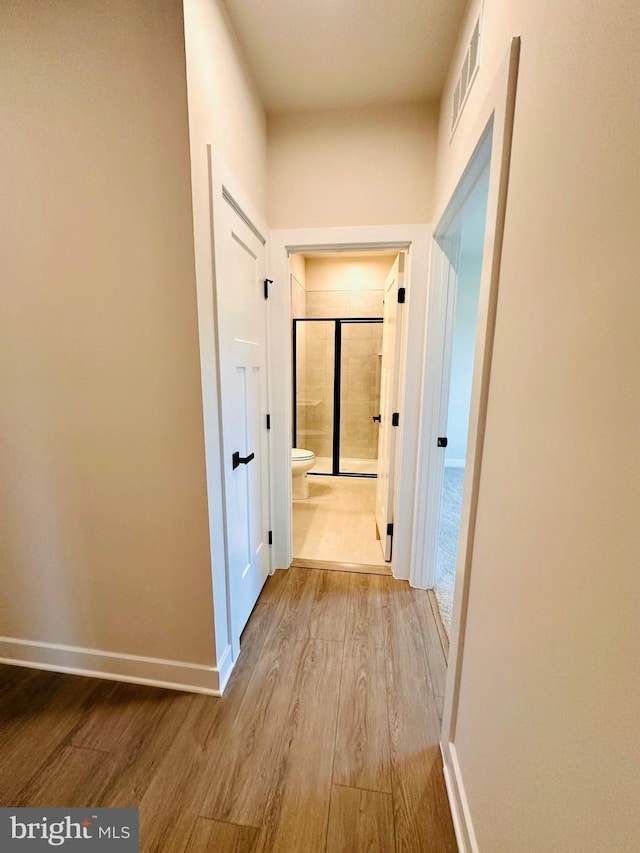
[
  {"left": 293, "top": 319, "right": 334, "bottom": 474},
  {"left": 338, "top": 319, "right": 382, "bottom": 475}
]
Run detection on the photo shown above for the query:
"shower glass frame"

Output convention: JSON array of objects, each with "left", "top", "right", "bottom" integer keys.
[{"left": 292, "top": 317, "right": 383, "bottom": 478}]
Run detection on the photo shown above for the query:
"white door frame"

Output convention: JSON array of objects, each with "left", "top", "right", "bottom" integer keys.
[
  {"left": 411, "top": 137, "right": 491, "bottom": 594},
  {"left": 268, "top": 225, "right": 430, "bottom": 582},
  {"left": 424, "top": 40, "right": 520, "bottom": 852},
  {"left": 375, "top": 253, "right": 406, "bottom": 561}
]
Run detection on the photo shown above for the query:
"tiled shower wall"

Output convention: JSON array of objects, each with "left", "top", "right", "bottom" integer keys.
[
  {"left": 295, "top": 321, "right": 334, "bottom": 458},
  {"left": 340, "top": 322, "right": 383, "bottom": 460},
  {"left": 305, "top": 289, "right": 383, "bottom": 319},
  {"left": 291, "top": 273, "right": 306, "bottom": 318}
]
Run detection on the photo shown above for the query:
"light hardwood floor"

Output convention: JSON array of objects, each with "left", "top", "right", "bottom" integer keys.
[{"left": 0, "top": 567, "right": 455, "bottom": 852}]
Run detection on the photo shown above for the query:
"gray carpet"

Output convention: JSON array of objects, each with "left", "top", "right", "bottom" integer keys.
[{"left": 434, "top": 466, "right": 465, "bottom": 636}]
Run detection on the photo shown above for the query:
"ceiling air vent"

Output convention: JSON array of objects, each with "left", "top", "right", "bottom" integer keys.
[{"left": 451, "top": 17, "right": 481, "bottom": 136}]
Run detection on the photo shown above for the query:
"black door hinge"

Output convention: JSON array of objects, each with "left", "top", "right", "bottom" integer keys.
[
  {"left": 268, "top": 530, "right": 273, "bottom": 545},
  {"left": 386, "top": 522, "right": 394, "bottom": 537},
  {"left": 266, "top": 414, "right": 271, "bottom": 430},
  {"left": 397, "top": 287, "right": 406, "bottom": 304},
  {"left": 264, "top": 278, "right": 274, "bottom": 300},
  {"left": 437, "top": 436, "right": 448, "bottom": 447},
  {"left": 392, "top": 412, "right": 400, "bottom": 427}
]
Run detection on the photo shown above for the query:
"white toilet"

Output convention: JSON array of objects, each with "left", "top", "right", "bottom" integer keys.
[{"left": 291, "top": 448, "right": 316, "bottom": 500}]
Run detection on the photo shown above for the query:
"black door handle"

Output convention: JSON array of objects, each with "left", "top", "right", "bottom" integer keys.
[
  {"left": 372, "top": 415, "right": 381, "bottom": 423},
  {"left": 232, "top": 451, "right": 255, "bottom": 470}
]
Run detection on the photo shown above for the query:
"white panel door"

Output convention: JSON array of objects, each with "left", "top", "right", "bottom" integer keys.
[
  {"left": 375, "top": 254, "right": 405, "bottom": 561},
  {"left": 211, "top": 175, "right": 270, "bottom": 658}
]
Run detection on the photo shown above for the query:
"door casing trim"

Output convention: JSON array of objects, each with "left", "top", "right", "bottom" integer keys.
[
  {"left": 433, "top": 39, "right": 521, "bottom": 853},
  {"left": 268, "top": 225, "right": 430, "bottom": 583}
]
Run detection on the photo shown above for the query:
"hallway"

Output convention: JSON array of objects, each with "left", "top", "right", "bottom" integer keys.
[{"left": 0, "top": 567, "right": 455, "bottom": 852}]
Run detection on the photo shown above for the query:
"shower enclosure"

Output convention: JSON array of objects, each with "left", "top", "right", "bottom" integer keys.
[{"left": 293, "top": 318, "right": 383, "bottom": 476}]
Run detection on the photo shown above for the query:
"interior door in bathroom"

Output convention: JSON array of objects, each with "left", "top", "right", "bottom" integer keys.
[
  {"left": 210, "top": 154, "right": 271, "bottom": 659},
  {"left": 375, "top": 253, "right": 405, "bottom": 560}
]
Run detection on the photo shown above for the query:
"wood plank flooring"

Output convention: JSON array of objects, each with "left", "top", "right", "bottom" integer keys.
[
  {"left": 291, "top": 557, "right": 392, "bottom": 577},
  {"left": 0, "top": 567, "right": 455, "bottom": 852}
]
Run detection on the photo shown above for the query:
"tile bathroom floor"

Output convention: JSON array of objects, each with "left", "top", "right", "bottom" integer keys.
[
  {"left": 310, "top": 456, "right": 377, "bottom": 476},
  {"left": 292, "top": 475, "right": 390, "bottom": 568}
]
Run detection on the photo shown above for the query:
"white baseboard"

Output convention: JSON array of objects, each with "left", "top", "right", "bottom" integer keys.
[
  {"left": 216, "top": 643, "right": 235, "bottom": 693},
  {"left": 0, "top": 636, "right": 235, "bottom": 696},
  {"left": 445, "top": 458, "right": 466, "bottom": 468},
  {"left": 441, "top": 742, "right": 479, "bottom": 853}
]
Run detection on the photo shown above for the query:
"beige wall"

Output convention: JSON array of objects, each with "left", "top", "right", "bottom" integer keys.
[
  {"left": 267, "top": 101, "right": 438, "bottom": 227},
  {"left": 291, "top": 274, "right": 306, "bottom": 319},
  {"left": 304, "top": 255, "right": 389, "bottom": 322},
  {"left": 0, "top": 1, "right": 216, "bottom": 666},
  {"left": 183, "top": 0, "right": 267, "bottom": 217},
  {"left": 305, "top": 256, "right": 392, "bottom": 294},
  {"left": 437, "top": 2, "right": 640, "bottom": 850},
  {"left": 289, "top": 253, "right": 307, "bottom": 285},
  {"left": 290, "top": 254, "right": 307, "bottom": 319}
]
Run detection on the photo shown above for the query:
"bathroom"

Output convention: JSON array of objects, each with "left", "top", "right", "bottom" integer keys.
[{"left": 289, "top": 251, "right": 398, "bottom": 571}]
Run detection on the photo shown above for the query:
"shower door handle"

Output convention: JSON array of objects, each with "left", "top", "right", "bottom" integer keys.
[
  {"left": 372, "top": 415, "right": 381, "bottom": 423},
  {"left": 232, "top": 451, "right": 255, "bottom": 470}
]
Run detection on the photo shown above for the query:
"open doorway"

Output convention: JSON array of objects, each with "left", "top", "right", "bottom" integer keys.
[
  {"left": 433, "top": 168, "right": 490, "bottom": 637},
  {"left": 288, "top": 251, "right": 404, "bottom": 572},
  {"left": 269, "top": 224, "right": 430, "bottom": 584}
]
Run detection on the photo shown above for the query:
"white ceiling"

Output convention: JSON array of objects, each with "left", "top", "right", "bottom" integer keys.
[{"left": 221, "top": 0, "right": 468, "bottom": 113}]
